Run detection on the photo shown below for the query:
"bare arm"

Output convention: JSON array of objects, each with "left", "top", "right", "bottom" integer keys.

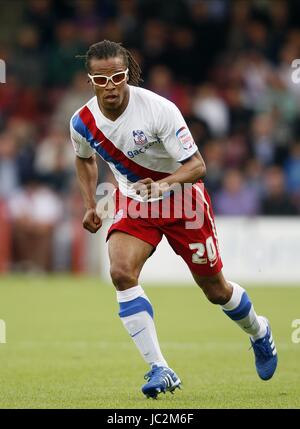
[
  {"left": 158, "top": 151, "right": 206, "bottom": 188},
  {"left": 75, "top": 154, "right": 102, "bottom": 233},
  {"left": 134, "top": 151, "right": 206, "bottom": 199}
]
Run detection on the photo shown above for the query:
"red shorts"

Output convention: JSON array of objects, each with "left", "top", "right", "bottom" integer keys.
[{"left": 107, "top": 182, "right": 223, "bottom": 276}]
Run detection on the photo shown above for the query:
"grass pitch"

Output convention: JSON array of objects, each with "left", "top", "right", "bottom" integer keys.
[{"left": 0, "top": 276, "right": 300, "bottom": 409}]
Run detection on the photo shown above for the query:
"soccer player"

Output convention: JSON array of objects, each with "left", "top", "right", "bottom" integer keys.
[{"left": 70, "top": 40, "right": 277, "bottom": 399}]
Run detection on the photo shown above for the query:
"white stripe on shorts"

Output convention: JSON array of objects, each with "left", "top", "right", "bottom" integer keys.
[{"left": 193, "top": 183, "right": 220, "bottom": 250}]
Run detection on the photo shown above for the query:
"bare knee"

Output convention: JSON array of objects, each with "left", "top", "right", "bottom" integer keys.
[
  {"left": 204, "top": 287, "right": 230, "bottom": 305},
  {"left": 194, "top": 273, "right": 232, "bottom": 305},
  {"left": 110, "top": 264, "right": 138, "bottom": 290}
]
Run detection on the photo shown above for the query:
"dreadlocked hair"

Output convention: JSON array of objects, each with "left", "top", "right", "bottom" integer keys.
[{"left": 77, "top": 40, "right": 142, "bottom": 87}]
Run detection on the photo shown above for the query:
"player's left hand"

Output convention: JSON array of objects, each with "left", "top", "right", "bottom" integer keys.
[
  {"left": 133, "top": 178, "right": 169, "bottom": 200},
  {"left": 82, "top": 208, "right": 102, "bottom": 233}
]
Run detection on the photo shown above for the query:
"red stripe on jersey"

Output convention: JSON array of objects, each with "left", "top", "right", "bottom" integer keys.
[{"left": 79, "top": 106, "right": 170, "bottom": 182}]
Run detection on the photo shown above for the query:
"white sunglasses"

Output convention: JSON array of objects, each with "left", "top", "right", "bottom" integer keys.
[{"left": 88, "top": 68, "right": 129, "bottom": 87}]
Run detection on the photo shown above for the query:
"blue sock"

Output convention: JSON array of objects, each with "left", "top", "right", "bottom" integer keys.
[
  {"left": 117, "top": 285, "right": 168, "bottom": 367},
  {"left": 222, "top": 281, "right": 267, "bottom": 340}
]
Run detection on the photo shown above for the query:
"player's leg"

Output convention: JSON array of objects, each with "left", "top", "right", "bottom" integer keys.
[
  {"left": 108, "top": 230, "right": 167, "bottom": 366},
  {"left": 163, "top": 183, "right": 277, "bottom": 380},
  {"left": 191, "top": 270, "right": 277, "bottom": 380},
  {"left": 109, "top": 230, "right": 152, "bottom": 290},
  {"left": 108, "top": 231, "right": 181, "bottom": 397},
  {"left": 192, "top": 270, "right": 268, "bottom": 339}
]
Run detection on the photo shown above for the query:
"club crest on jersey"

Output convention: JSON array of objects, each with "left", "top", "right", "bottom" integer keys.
[
  {"left": 133, "top": 130, "right": 148, "bottom": 146},
  {"left": 176, "top": 126, "right": 195, "bottom": 150}
]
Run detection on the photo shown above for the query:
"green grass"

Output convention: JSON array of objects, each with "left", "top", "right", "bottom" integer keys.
[{"left": 0, "top": 275, "right": 300, "bottom": 408}]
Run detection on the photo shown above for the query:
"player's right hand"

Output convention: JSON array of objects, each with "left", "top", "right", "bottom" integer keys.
[{"left": 82, "top": 208, "right": 102, "bottom": 233}]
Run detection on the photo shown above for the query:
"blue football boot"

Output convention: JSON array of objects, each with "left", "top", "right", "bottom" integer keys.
[
  {"left": 142, "top": 365, "right": 181, "bottom": 399},
  {"left": 250, "top": 317, "right": 278, "bottom": 380}
]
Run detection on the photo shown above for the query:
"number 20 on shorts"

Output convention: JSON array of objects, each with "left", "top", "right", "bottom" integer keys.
[{"left": 189, "top": 237, "right": 217, "bottom": 264}]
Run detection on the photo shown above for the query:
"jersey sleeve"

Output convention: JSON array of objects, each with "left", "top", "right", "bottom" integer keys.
[
  {"left": 70, "top": 113, "right": 95, "bottom": 158},
  {"left": 157, "top": 102, "right": 198, "bottom": 163}
]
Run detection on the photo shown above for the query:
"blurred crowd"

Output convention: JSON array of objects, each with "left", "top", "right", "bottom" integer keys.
[{"left": 0, "top": 0, "right": 300, "bottom": 272}]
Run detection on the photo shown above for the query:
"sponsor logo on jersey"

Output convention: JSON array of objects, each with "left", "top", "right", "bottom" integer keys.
[
  {"left": 133, "top": 130, "right": 148, "bottom": 146},
  {"left": 127, "top": 140, "right": 159, "bottom": 159},
  {"left": 176, "top": 126, "right": 195, "bottom": 150}
]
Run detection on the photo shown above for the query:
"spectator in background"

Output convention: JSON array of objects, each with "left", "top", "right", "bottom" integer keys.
[
  {"left": 5, "top": 117, "right": 37, "bottom": 185},
  {"left": 223, "top": 133, "right": 250, "bottom": 168},
  {"left": 193, "top": 84, "right": 229, "bottom": 137},
  {"left": 214, "top": 168, "right": 260, "bottom": 216},
  {"left": 116, "top": 0, "right": 141, "bottom": 47},
  {"left": 168, "top": 27, "right": 198, "bottom": 84},
  {"left": 100, "top": 18, "right": 124, "bottom": 43},
  {"left": 52, "top": 180, "right": 82, "bottom": 272},
  {"left": 284, "top": 142, "right": 300, "bottom": 209},
  {"left": 0, "top": 132, "right": 19, "bottom": 199},
  {"left": 47, "top": 20, "right": 85, "bottom": 87},
  {"left": 8, "top": 177, "right": 63, "bottom": 272},
  {"left": 22, "top": 0, "right": 55, "bottom": 48},
  {"left": 142, "top": 20, "right": 170, "bottom": 76},
  {"left": 250, "top": 113, "right": 276, "bottom": 166},
  {"left": 34, "top": 125, "right": 75, "bottom": 193},
  {"left": 52, "top": 71, "right": 93, "bottom": 130},
  {"left": 73, "top": 0, "right": 101, "bottom": 28},
  {"left": 227, "top": 0, "right": 251, "bottom": 52},
  {"left": 262, "top": 72, "right": 298, "bottom": 123},
  {"left": 10, "top": 25, "right": 45, "bottom": 88},
  {"left": 224, "top": 83, "right": 254, "bottom": 135},
  {"left": 268, "top": 0, "right": 290, "bottom": 62},
  {"left": 71, "top": 0, "right": 103, "bottom": 48},
  {"left": 244, "top": 20, "right": 270, "bottom": 57},
  {"left": 241, "top": 51, "right": 274, "bottom": 110},
  {"left": 147, "top": 65, "right": 190, "bottom": 115},
  {"left": 261, "top": 165, "right": 298, "bottom": 215},
  {"left": 187, "top": 0, "right": 227, "bottom": 81},
  {"left": 202, "top": 139, "right": 225, "bottom": 194},
  {"left": 244, "top": 158, "right": 265, "bottom": 199}
]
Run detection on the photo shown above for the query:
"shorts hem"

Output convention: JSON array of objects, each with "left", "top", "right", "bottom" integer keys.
[
  {"left": 106, "top": 225, "right": 159, "bottom": 249},
  {"left": 188, "top": 261, "right": 223, "bottom": 277}
]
